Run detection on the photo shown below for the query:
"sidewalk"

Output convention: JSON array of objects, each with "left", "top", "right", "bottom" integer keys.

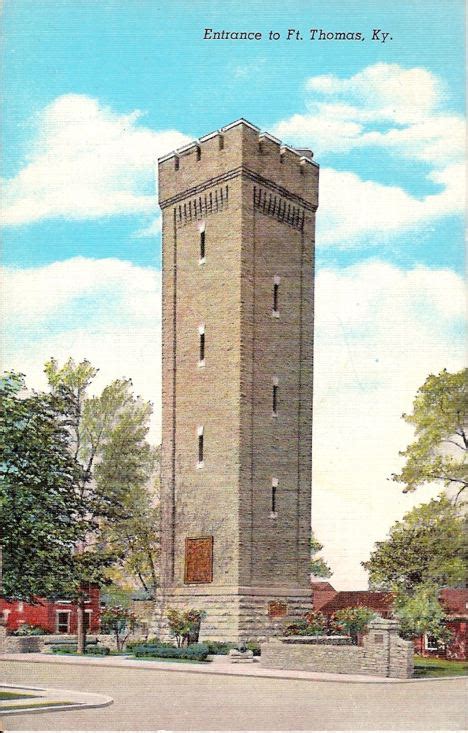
[{"left": 2, "top": 652, "right": 452, "bottom": 684}]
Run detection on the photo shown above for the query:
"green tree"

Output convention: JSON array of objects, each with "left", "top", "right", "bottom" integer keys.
[
  {"left": 393, "top": 368, "right": 467, "bottom": 500},
  {"left": 44, "top": 358, "right": 159, "bottom": 649},
  {"left": 394, "top": 584, "right": 453, "bottom": 645},
  {"left": 102, "top": 482, "right": 160, "bottom": 596},
  {"left": 0, "top": 372, "right": 88, "bottom": 600},
  {"left": 310, "top": 532, "right": 332, "bottom": 578},
  {"left": 362, "top": 496, "right": 466, "bottom": 593},
  {"left": 101, "top": 606, "right": 137, "bottom": 651}
]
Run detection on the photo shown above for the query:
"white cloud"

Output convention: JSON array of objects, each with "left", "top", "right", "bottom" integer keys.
[
  {"left": 1, "top": 95, "right": 190, "bottom": 226},
  {"left": 274, "top": 63, "right": 463, "bottom": 162},
  {"left": 1, "top": 257, "right": 465, "bottom": 587},
  {"left": 272, "top": 63, "right": 465, "bottom": 247},
  {"left": 306, "top": 63, "right": 443, "bottom": 124},
  {"left": 1, "top": 258, "right": 162, "bottom": 439},
  {"left": 133, "top": 216, "right": 162, "bottom": 239},
  {"left": 318, "top": 163, "right": 464, "bottom": 246}
]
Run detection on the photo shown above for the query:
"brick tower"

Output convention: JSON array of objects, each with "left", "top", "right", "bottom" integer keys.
[{"left": 156, "top": 119, "right": 319, "bottom": 641}]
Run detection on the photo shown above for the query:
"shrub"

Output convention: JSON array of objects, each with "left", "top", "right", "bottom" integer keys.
[
  {"left": 13, "top": 624, "right": 47, "bottom": 636},
  {"left": 245, "top": 640, "right": 261, "bottom": 656},
  {"left": 331, "top": 607, "right": 375, "bottom": 642},
  {"left": 284, "top": 611, "right": 327, "bottom": 636},
  {"left": 88, "top": 645, "right": 110, "bottom": 656},
  {"left": 50, "top": 645, "right": 76, "bottom": 654},
  {"left": 50, "top": 643, "right": 110, "bottom": 655},
  {"left": 202, "top": 640, "right": 262, "bottom": 656},
  {"left": 126, "top": 638, "right": 174, "bottom": 651},
  {"left": 203, "top": 640, "right": 237, "bottom": 655},
  {"left": 132, "top": 642, "right": 210, "bottom": 661},
  {"left": 166, "top": 608, "right": 207, "bottom": 647}
]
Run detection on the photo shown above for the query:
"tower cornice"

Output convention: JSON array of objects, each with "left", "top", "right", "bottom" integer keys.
[{"left": 159, "top": 164, "right": 319, "bottom": 212}]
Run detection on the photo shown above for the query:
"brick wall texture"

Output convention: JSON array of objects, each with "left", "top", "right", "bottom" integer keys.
[{"left": 156, "top": 121, "right": 319, "bottom": 640}]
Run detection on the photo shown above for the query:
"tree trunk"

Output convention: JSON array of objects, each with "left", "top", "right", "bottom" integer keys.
[{"left": 77, "top": 598, "right": 86, "bottom": 654}]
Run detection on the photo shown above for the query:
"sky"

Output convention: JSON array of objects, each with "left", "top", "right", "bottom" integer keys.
[{"left": 1, "top": 0, "right": 465, "bottom": 588}]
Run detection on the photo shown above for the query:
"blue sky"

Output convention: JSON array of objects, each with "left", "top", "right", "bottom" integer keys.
[{"left": 1, "top": 0, "right": 465, "bottom": 587}]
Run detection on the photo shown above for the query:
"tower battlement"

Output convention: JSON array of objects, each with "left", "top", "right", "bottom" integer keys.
[{"left": 158, "top": 119, "right": 319, "bottom": 210}]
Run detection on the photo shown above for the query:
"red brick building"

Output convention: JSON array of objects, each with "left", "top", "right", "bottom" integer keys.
[
  {"left": 312, "top": 583, "right": 468, "bottom": 660},
  {"left": 0, "top": 585, "right": 101, "bottom": 634},
  {"left": 413, "top": 589, "right": 468, "bottom": 661},
  {"left": 312, "top": 584, "right": 394, "bottom": 618}
]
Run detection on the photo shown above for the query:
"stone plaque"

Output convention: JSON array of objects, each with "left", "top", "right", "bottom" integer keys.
[
  {"left": 268, "top": 600, "right": 288, "bottom": 618},
  {"left": 374, "top": 634, "right": 384, "bottom": 643},
  {"left": 184, "top": 537, "right": 213, "bottom": 584}
]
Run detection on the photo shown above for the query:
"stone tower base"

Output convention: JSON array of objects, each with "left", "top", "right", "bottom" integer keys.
[{"left": 151, "top": 586, "right": 312, "bottom": 642}]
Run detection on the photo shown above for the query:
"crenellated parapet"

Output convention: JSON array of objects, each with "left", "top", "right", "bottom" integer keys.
[{"left": 158, "top": 118, "right": 319, "bottom": 212}]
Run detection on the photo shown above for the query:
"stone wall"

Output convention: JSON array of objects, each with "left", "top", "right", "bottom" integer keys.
[
  {"left": 261, "top": 619, "right": 414, "bottom": 679},
  {"left": 1, "top": 633, "right": 119, "bottom": 653}
]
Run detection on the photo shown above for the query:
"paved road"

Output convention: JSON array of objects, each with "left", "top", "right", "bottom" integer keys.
[{"left": 2, "top": 660, "right": 467, "bottom": 731}]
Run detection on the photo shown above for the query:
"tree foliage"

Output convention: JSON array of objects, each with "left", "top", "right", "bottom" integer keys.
[
  {"left": 393, "top": 368, "right": 467, "bottom": 499},
  {"left": 101, "top": 606, "right": 137, "bottom": 651},
  {"left": 394, "top": 585, "right": 453, "bottom": 644},
  {"left": 0, "top": 372, "right": 89, "bottom": 600},
  {"left": 310, "top": 532, "right": 332, "bottom": 578},
  {"left": 362, "top": 496, "right": 466, "bottom": 593},
  {"left": 44, "top": 358, "right": 160, "bottom": 593}
]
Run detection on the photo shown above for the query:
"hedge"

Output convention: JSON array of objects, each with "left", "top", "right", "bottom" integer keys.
[
  {"left": 203, "top": 640, "right": 261, "bottom": 656},
  {"left": 132, "top": 643, "right": 210, "bottom": 661},
  {"left": 50, "top": 645, "right": 110, "bottom": 656}
]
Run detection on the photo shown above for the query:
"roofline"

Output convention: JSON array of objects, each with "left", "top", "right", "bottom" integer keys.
[{"left": 158, "top": 118, "right": 319, "bottom": 167}]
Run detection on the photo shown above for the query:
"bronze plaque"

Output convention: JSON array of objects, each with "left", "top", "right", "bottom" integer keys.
[
  {"left": 374, "top": 634, "right": 384, "bottom": 643},
  {"left": 184, "top": 537, "right": 213, "bottom": 584},
  {"left": 268, "top": 600, "right": 288, "bottom": 618}
]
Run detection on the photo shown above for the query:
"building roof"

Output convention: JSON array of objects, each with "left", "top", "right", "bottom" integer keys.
[
  {"left": 439, "top": 588, "right": 468, "bottom": 617},
  {"left": 311, "top": 582, "right": 336, "bottom": 592},
  {"left": 317, "top": 591, "right": 395, "bottom": 615}
]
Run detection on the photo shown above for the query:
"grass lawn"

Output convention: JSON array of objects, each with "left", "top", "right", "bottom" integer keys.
[
  {"left": 0, "top": 701, "right": 73, "bottom": 711},
  {"left": 413, "top": 655, "right": 468, "bottom": 677},
  {"left": 0, "top": 691, "right": 36, "bottom": 701}
]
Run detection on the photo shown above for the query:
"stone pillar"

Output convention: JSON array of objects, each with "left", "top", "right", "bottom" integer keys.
[
  {"left": 0, "top": 618, "right": 6, "bottom": 655},
  {"left": 364, "top": 618, "right": 414, "bottom": 679}
]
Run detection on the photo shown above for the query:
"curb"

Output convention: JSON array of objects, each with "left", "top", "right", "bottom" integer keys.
[
  {"left": 0, "top": 682, "right": 113, "bottom": 717},
  {"left": 3, "top": 654, "right": 466, "bottom": 685}
]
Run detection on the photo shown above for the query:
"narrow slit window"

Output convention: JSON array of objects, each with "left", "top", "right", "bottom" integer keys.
[
  {"left": 197, "top": 426, "right": 204, "bottom": 466},
  {"left": 198, "top": 434, "right": 204, "bottom": 463},
  {"left": 271, "top": 478, "right": 278, "bottom": 517},
  {"left": 272, "top": 377, "right": 279, "bottom": 416},
  {"left": 272, "top": 276, "right": 280, "bottom": 315},
  {"left": 273, "top": 283, "right": 279, "bottom": 310},
  {"left": 200, "top": 231, "right": 206, "bottom": 261},
  {"left": 199, "top": 332, "right": 205, "bottom": 362}
]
